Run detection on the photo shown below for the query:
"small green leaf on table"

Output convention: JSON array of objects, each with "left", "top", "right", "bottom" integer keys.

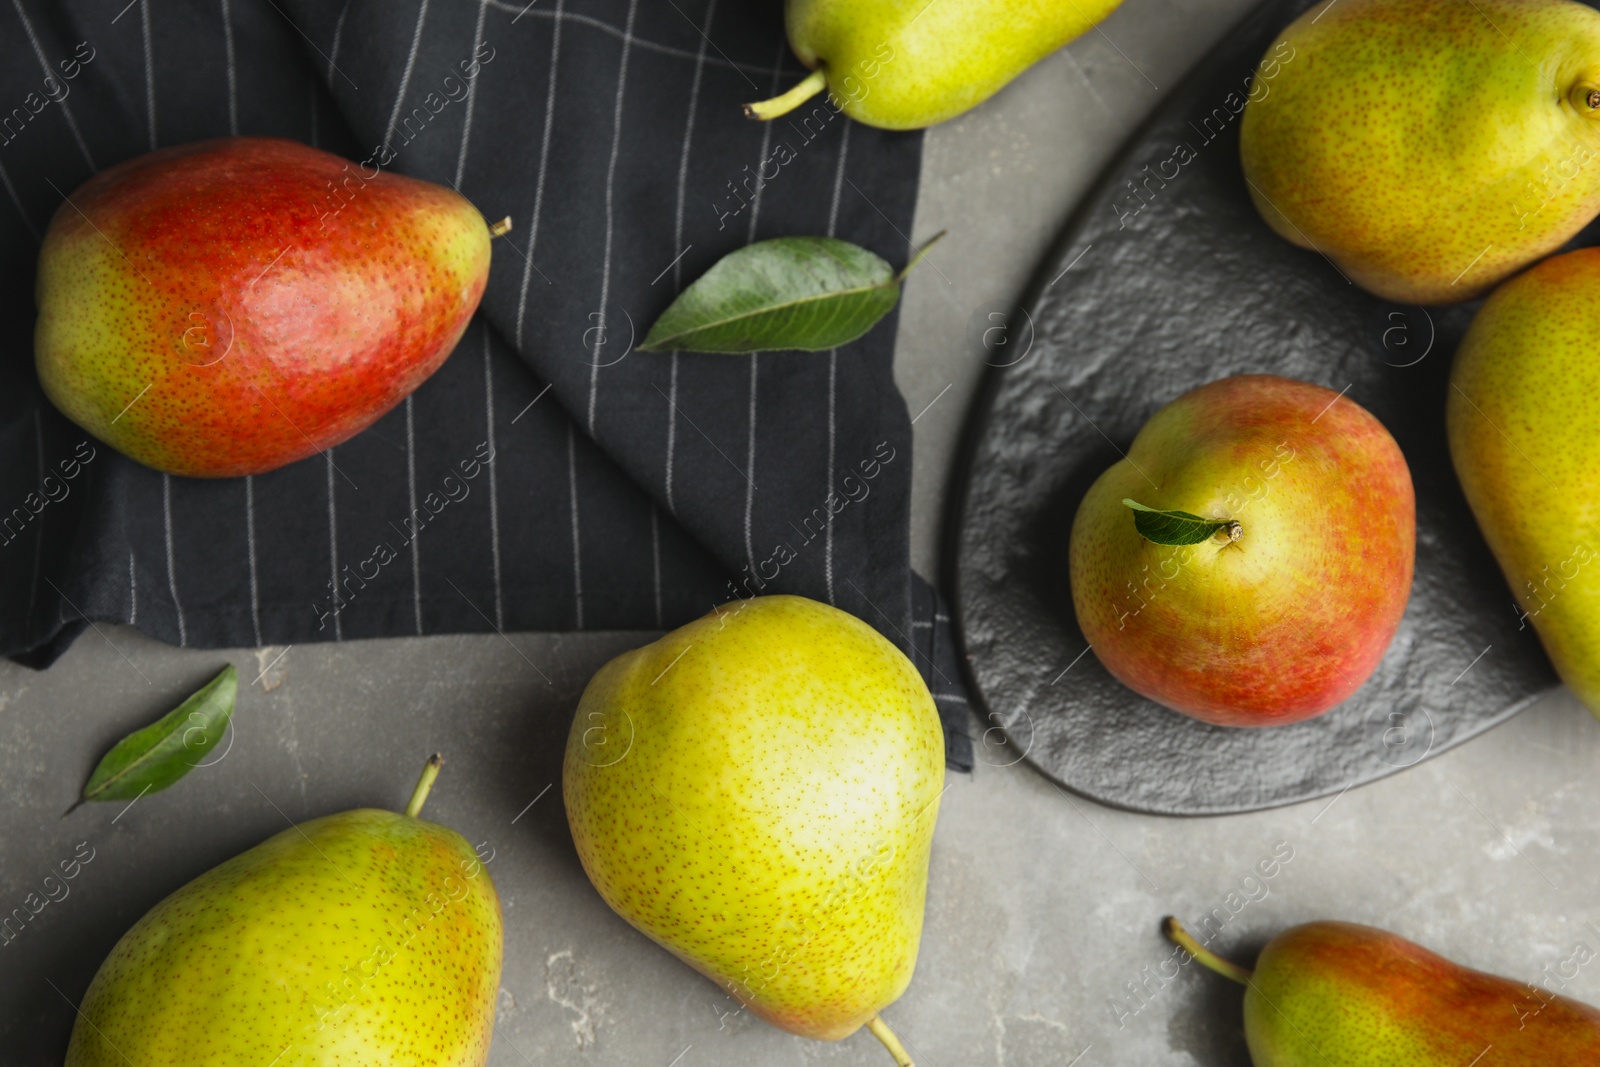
[
  {"left": 70, "top": 665, "right": 238, "bottom": 813},
  {"left": 639, "top": 233, "right": 945, "bottom": 354},
  {"left": 1123, "top": 499, "right": 1240, "bottom": 547}
]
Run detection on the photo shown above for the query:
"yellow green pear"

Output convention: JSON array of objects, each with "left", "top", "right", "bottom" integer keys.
[
  {"left": 1240, "top": 0, "right": 1600, "bottom": 304},
  {"left": 1449, "top": 248, "right": 1600, "bottom": 718},
  {"left": 744, "top": 0, "right": 1124, "bottom": 130},
  {"left": 64, "top": 757, "right": 502, "bottom": 1067},
  {"left": 563, "top": 595, "right": 945, "bottom": 1064}
]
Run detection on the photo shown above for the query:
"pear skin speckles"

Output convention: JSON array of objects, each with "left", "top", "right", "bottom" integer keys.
[
  {"left": 34, "top": 137, "right": 491, "bottom": 478},
  {"left": 1244, "top": 922, "right": 1600, "bottom": 1064},
  {"left": 1241, "top": 0, "right": 1600, "bottom": 304},
  {"left": 783, "top": 0, "right": 1125, "bottom": 130},
  {"left": 1069, "top": 374, "right": 1414, "bottom": 726},
  {"left": 1448, "top": 247, "right": 1600, "bottom": 719},
  {"left": 63, "top": 808, "right": 502, "bottom": 1067},
  {"left": 562, "top": 595, "right": 944, "bottom": 1043}
]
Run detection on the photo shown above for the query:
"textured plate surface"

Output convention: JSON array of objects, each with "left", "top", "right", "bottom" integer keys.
[{"left": 949, "top": 0, "right": 1564, "bottom": 815}]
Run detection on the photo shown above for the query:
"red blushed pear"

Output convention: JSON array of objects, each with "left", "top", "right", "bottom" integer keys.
[
  {"left": 1068, "top": 375, "right": 1414, "bottom": 727},
  {"left": 34, "top": 136, "right": 505, "bottom": 478},
  {"left": 1165, "top": 917, "right": 1600, "bottom": 1064}
]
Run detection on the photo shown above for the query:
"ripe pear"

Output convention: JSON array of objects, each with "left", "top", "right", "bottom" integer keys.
[
  {"left": 64, "top": 757, "right": 502, "bottom": 1067},
  {"left": 1166, "top": 917, "right": 1600, "bottom": 1064},
  {"left": 744, "top": 0, "right": 1123, "bottom": 131},
  {"left": 563, "top": 595, "right": 944, "bottom": 1065},
  {"left": 1069, "top": 375, "right": 1415, "bottom": 726},
  {"left": 1239, "top": 0, "right": 1600, "bottom": 304},
  {"left": 1449, "top": 247, "right": 1600, "bottom": 718},
  {"left": 36, "top": 136, "right": 499, "bottom": 477}
]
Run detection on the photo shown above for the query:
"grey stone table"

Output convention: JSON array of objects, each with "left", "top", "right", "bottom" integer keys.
[{"left": 7, "top": 3, "right": 1600, "bottom": 1064}]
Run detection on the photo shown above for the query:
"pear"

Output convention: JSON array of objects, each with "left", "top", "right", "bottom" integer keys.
[
  {"left": 1239, "top": 0, "right": 1600, "bottom": 304},
  {"left": 1449, "top": 247, "right": 1600, "bottom": 717},
  {"left": 743, "top": 0, "right": 1123, "bottom": 131},
  {"left": 35, "top": 137, "right": 501, "bottom": 477},
  {"left": 64, "top": 756, "right": 502, "bottom": 1067},
  {"left": 562, "top": 595, "right": 944, "bottom": 1065},
  {"left": 1069, "top": 374, "right": 1414, "bottom": 727},
  {"left": 1166, "top": 916, "right": 1600, "bottom": 1063}
]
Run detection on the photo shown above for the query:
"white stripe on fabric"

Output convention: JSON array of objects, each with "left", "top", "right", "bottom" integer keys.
[
  {"left": 744, "top": 356, "right": 758, "bottom": 576},
  {"left": 744, "top": 43, "right": 785, "bottom": 242},
  {"left": 162, "top": 473, "right": 186, "bottom": 645},
  {"left": 383, "top": 0, "right": 432, "bottom": 153},
  {"left": 327, "top": 449, "right": 341, "bottom": 640},
  {"left": 483, "top": 327, "right": 504, "bottom": 628},
  {"left": 485, "top": 2, "right": 771, "bottom": 78},
  {"left": 825, "top": 351, "right": 836, "bottom": 602},
  {"left": 0, "top": 156, "right": 38, "bottom": 242},
  {"left": 328, "top": 0, "right": 352, "bottom": 81},
  {"left": 586, "top": 0, "right": 641, "bottom": 432},
  {"left": 141, "top": 0, "right": 156, "bottom": 150},
  {"left": 380, "top": 0, "right": 433, "bottom": 637},
  {"left": 670, "top": 1, "right": 717, "bottom": 273},
  {"left": 739, "top": 47, "right": 785, "bottom": 580},
  {"left": 664, "top": 356, "right": 679, "bottom": 509},
  {"left": 127, "top": 551, "right": 137, "bottom": 625},
  {"left": 246, "top": 475, "right": 262, "bottom": 645},
  {"left": 823, "top": 120, "right": 851, "bottom": 603},
  {"left": 454, "top": 0, "right": 491, "bottom": 189},
  {"left": 514, "top": 0, "right": 563, "bottom": 348},
  {"left": 10, "top": 0, "right": 95, "bottom": 169},
  {"left": 405, "top": 396, "right": 422, "bottom": 634},
  {"left": 663, "top": 0, "right": 718, "bottom": 512},
  {"left": 567, "top": 422, "right": 583, "bottom": 628},
  {"left": 221, "top": 0, "right": 238, "bottom": 136}
]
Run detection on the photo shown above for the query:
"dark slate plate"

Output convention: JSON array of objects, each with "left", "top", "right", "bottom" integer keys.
[{"left": 947, "top": 0, "right": 1567, "bottom": 815}]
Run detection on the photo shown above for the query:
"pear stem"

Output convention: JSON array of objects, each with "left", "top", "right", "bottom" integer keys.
[
  {"left": 488, "top": 216, "right": 514, "bottom": 239},
  {"left": 1164, "top": 916, "right": 1253, "bottom": 985},
  {"left": 744, "top": 68, "right": 828, "bottom": 121},
  {"left": 866, "top": 1014, "right": 914, "bottom": 1067},
  {"left": 404, "top": 754, "right": 444, "bottom": 818},
  {"left": 894, "top": 230, "right": 948, "bottom": 284}
]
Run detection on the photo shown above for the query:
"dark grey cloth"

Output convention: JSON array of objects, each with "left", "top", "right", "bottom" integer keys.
[{"left": 0, "top": 0, "right": 971, "bottom": 770}]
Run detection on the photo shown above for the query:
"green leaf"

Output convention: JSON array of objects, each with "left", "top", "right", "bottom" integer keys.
[
  {"left": 639, "top": 234, "right": 943, "bottom": 354},
  {"left": 74, "top": 665, "right": 237, "bottom": 809},
  {"left": 1123, "top": 499, "right": 1239, "bottom": 547}
]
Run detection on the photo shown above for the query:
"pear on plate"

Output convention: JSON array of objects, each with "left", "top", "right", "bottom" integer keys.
[
  {"left": 1239, "top": 0, "right": 1600, "bottom": 304},
  {"left": 744, "top": 0, "right": 1124, "bottom": 130},
  {"left": 562, "top": 595, "right": 945, "bottom": 1065},
  {"left": 1166, "top": 916, "right": 1600, "bottom": 1064},
  {"left": 1449, "top": 247, "right": 1600, "bottom": 717},
  {"left": 1069, "top": 374, "right": 1414, "bottom": 727},
  {"left": 64, "top": 757, "right": 501, "bottom": 1067}
]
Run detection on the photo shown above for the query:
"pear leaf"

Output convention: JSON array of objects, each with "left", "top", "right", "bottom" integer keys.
[
  {"left": 639, "top": 234, "right": 943, "bottom": 354},
  {"left": 1123, "top": 499, "right": 1238, "bottom": 547},
  {"left": 73, "top": 665, "right": 237, "bottom": 810}
]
